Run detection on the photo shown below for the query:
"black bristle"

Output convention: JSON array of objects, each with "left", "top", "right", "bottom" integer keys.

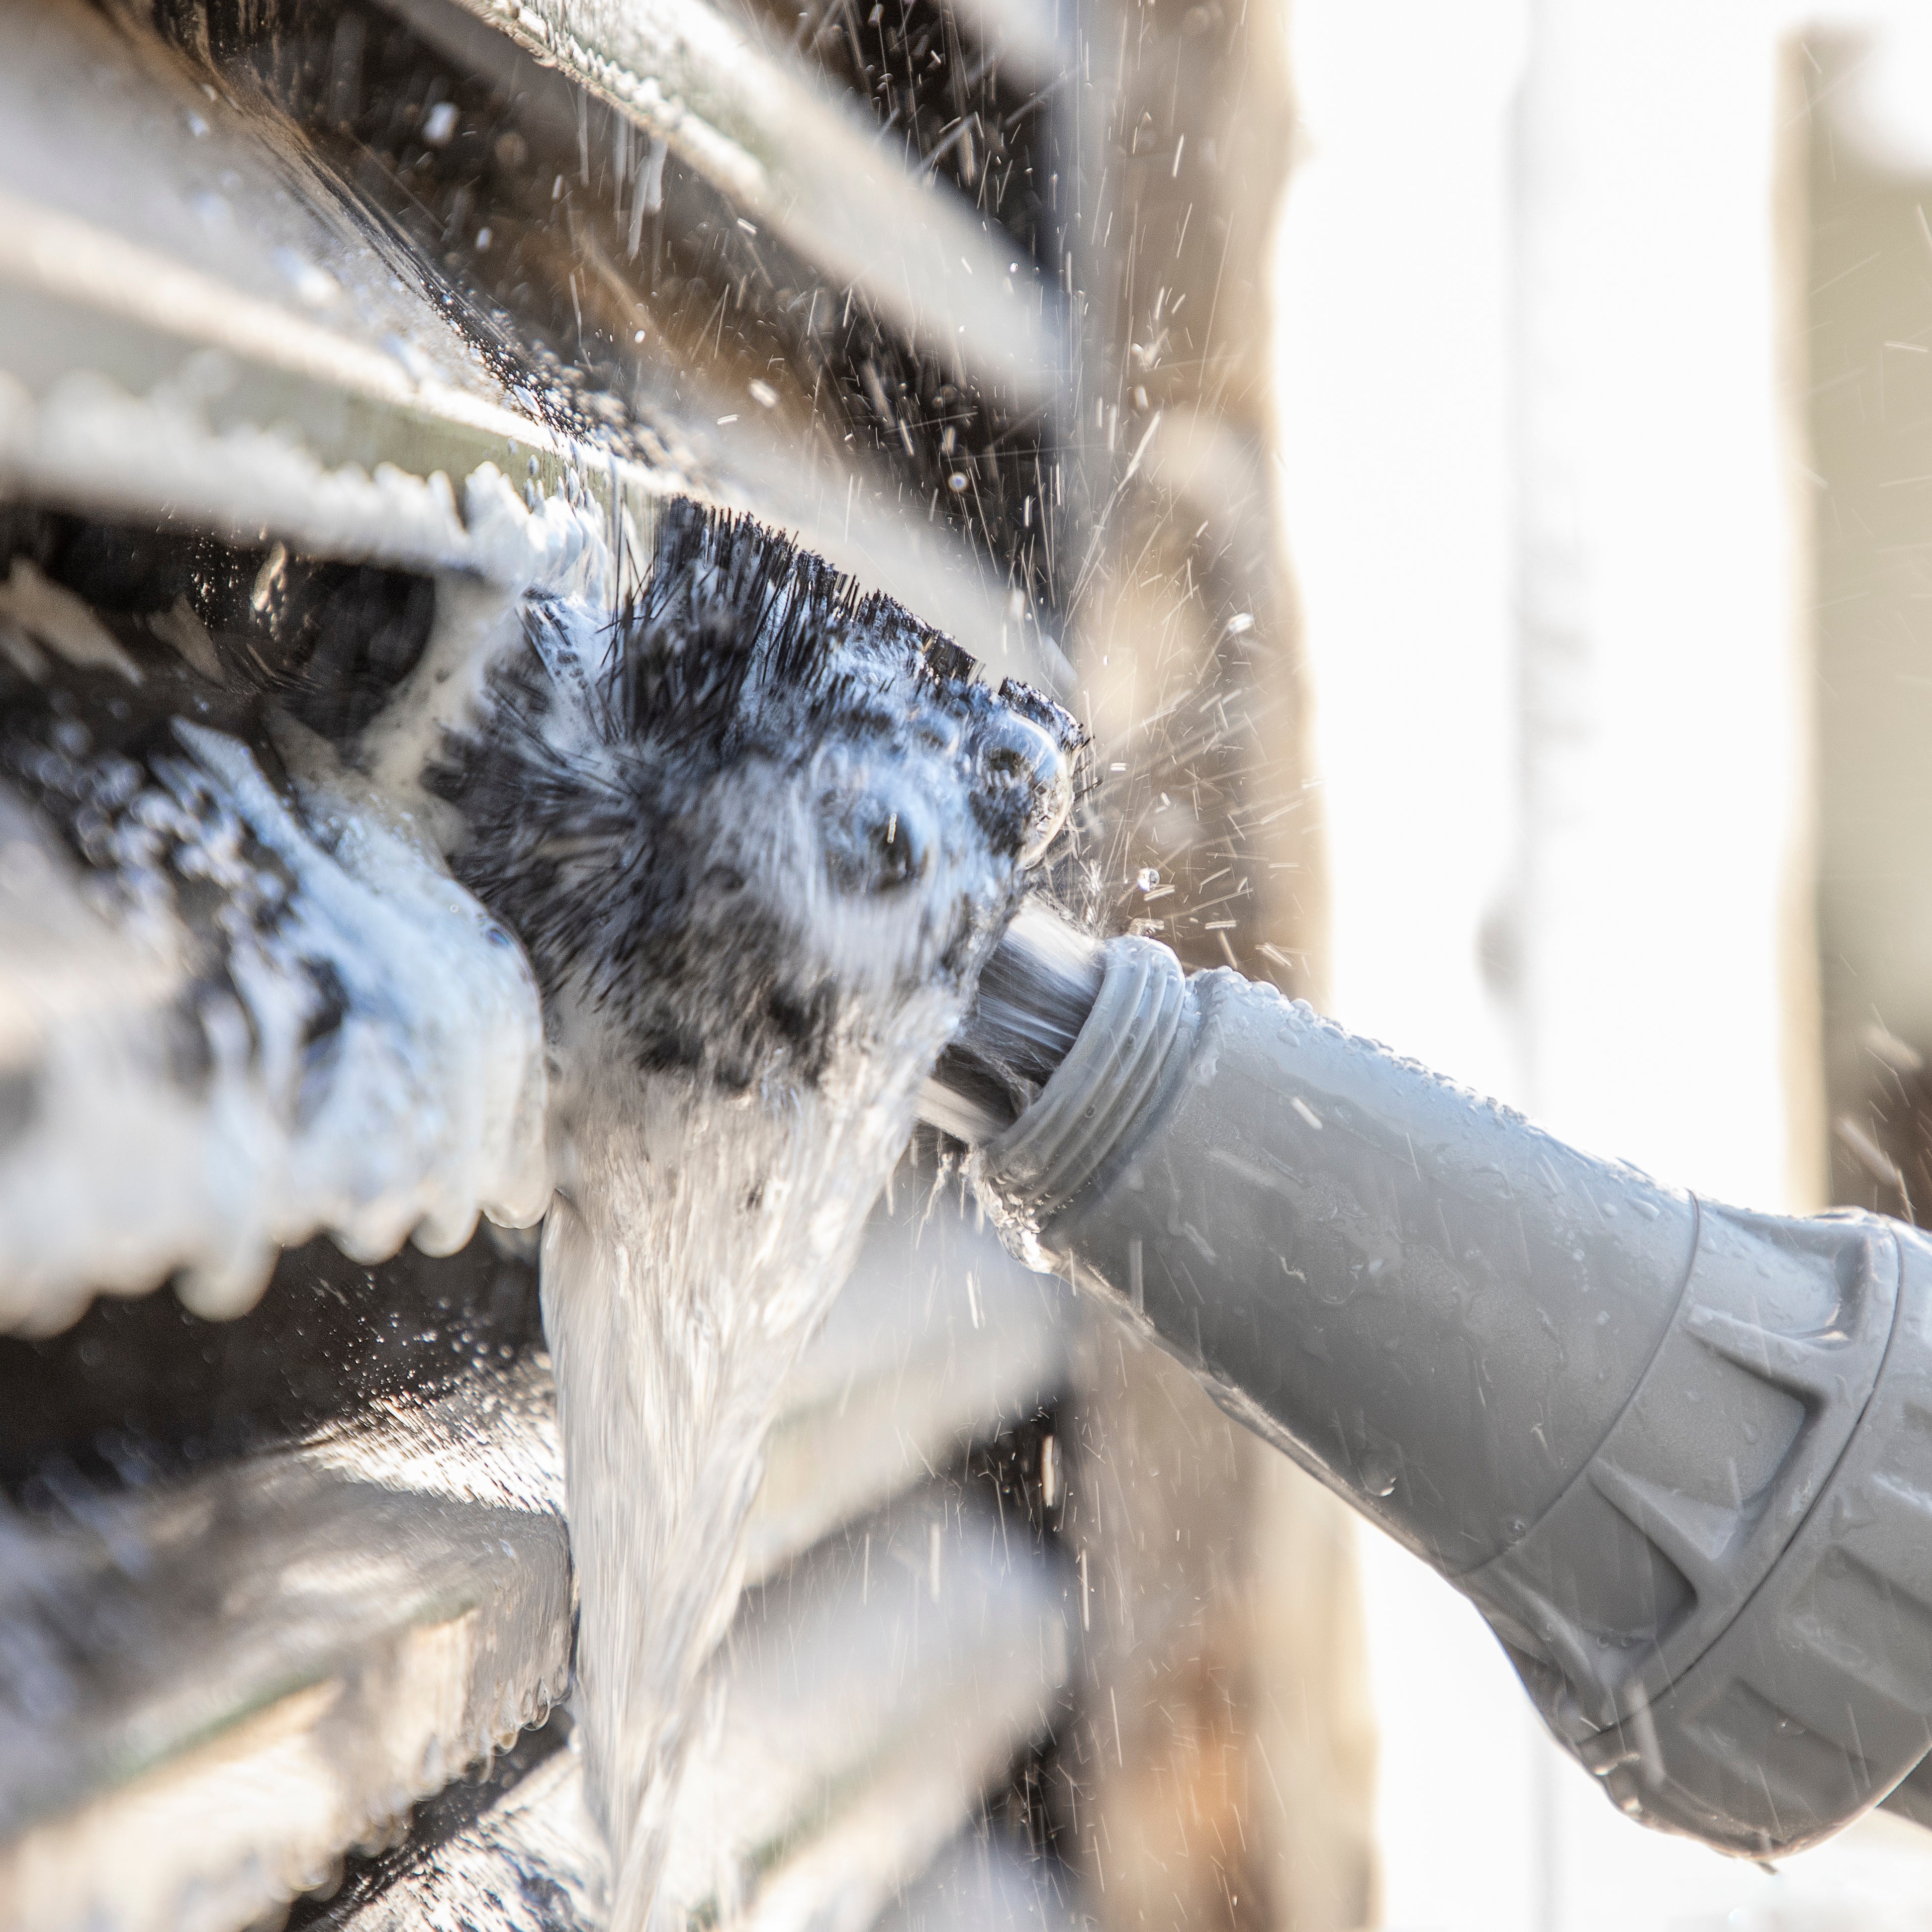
[
  {"left": 588, "top": 501, "right": 980, "bottom": 755},
  {"left": 922, "top": 632, "right": 979, "bottom": 684},
  {"left": 429, "top": 498, "right": 1079, "bottom": 1101}
]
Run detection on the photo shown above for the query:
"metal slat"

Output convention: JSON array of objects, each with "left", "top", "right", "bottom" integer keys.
[
  {"left": 743, "top": 1186, "right": 1065, "bottom": 1580},
  {"left": 0, "top": 0, "right": 596, "bottom": 572},
  {"left": 381, "top": 0, "right": 1065, "bottom": 409},
  {"left": 309, "top": 1485, "right": 1070, "bottom": 1931},
  {"left": 872, "top": 1825, "right": 1084, "bottom": 1932},
  {"left": 0, "top": 1354, "right": 572, "bottom": 1932},
  {"left": 666, "top": 1487, "right": 1069, "bottom": 1926},
  {"left": 0, "top": 1191, "right": 1067, "bottom": 1932},
  {"left": 0, "top": 0, "right": 1060, "bottom": 679}
]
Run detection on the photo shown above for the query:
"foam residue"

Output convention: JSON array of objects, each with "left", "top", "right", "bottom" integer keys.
[
  {"left": 0, "top": 363, "right": 608, "bottom": 588},
  {"left": 0, "top": 444, "right": 633, "bottom": 1336},
  {"left": 0, "top": 715, "right": 551, "bottom": 1336}
]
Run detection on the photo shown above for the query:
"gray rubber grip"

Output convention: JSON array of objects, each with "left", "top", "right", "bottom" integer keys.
[{"left": 978, "top": 936, "right": 1932, "bottom": 1857}]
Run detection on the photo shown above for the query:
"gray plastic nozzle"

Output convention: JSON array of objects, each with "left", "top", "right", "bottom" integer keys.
[{"left": 942, "top": 927, "right": 1932, "bottom": 1859}]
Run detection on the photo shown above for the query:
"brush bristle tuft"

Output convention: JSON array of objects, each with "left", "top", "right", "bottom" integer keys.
[{"left": 428, "top": 499, "right": 1077, "bottom": 1101}]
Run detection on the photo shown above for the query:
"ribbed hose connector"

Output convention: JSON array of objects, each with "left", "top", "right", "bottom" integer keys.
[
  {"left": 977, "top": 933, "right": 1932, "bottom": 1858},
  {"left": 975, "top": 935, "right": 1188, "bottom": 1230}
]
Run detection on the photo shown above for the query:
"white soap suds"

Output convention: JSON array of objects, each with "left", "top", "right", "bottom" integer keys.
[
  {"left": 0, "top": 365, "right": 619, "bottom": 588},
  {"left": 0, "top": 448, "right": 632, "bottom": 1336},
  {"left": 0, "top": 718, "right": 551, "bottom": 1335}
]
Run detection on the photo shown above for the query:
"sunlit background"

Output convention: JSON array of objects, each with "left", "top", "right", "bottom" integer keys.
[{"left": 1272, "top": 2, "right": 1932, "bottom": 1925}]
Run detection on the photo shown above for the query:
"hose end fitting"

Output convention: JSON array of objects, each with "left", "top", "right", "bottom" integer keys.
[
  {"left": 974, "top": 935, "right": 1188, "bottom": 1245},
  {"left": 962, "top": 922, "right": 1932, "bottom": 1860}
]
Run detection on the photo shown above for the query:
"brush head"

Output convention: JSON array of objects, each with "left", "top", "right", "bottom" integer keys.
[{"left": 432, "top": 498, "right": 1083, "bottom": 1104}]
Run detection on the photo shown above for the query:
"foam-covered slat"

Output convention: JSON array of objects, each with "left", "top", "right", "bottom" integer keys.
[
  {"left": 0, "top": 725, "right": 553, "bottom": 1336},
  {"left": 0, "top": 2, "right": 598, "bottom": 580}
]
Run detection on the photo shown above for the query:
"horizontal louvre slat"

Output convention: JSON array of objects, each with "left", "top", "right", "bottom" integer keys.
[
  {"left": 874, "top": 1823, "right": 1085, "bottom": 1932},
  {"left": 0, "top": 1353, "right": 573, "bottom": 1932},
  {"left": 381, "top": 0, "right": 1065, "bottom": 407},
  {"left": 309, "top": 1484, "right": 1070, "bottom": 1931},
  {"left": 744, "top": 1190, "right": 1065, "bottom": 1581},
  {"left": 0, "top": 1192, "right": 1065, "bottom": 1930},
  {"left": 0, "top": 0, "right": 1060, "bottom": 679}
]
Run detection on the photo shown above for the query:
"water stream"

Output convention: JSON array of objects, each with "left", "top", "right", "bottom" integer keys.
[{"left": 432, "top": 499, "right": 1077, "bottom": 1927}]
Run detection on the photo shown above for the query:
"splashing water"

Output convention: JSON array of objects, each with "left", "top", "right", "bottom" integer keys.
[{"left": 434, "top": 500, "right": 1078, "bottom": 1927}]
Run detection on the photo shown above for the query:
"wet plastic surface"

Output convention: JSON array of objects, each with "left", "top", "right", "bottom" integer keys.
[{"left": 981, "top": 932, "right": 1932, "bottom": 1856}]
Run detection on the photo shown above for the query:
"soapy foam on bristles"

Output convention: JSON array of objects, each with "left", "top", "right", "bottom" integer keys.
[{"left": 433, "top": 499, "right": 1077, "bottom": 1928}]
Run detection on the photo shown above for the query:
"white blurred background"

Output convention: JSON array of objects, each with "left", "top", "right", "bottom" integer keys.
[{"left": 1272, "top": 3, "right": 1932, "bottom": 1926}]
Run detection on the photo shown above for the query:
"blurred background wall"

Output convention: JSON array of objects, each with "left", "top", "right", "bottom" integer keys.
[
  {"left": 1266, "top": 1, "right": 1932, "bottom": 1926},
  {"left": 1049, "top": 0, "right": 1378, "bottom": 1918}
]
